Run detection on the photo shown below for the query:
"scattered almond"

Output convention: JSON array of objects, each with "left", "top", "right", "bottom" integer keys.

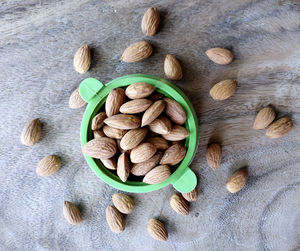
[
  {"left": 103, "top": 125, "right": 126, "bottom": 139},
  {"left": 112, "top": 193, "right": 135, "bottom": 214},
  {"left": 141, "top": 7, "right": 160, "bottom": 36},
  {"left": 73, "top": 44, "right": 91, "bottom": 74},
  {"left": 120, "top": 128, "right": 148, "bottom": 150},
  {"left": 253, "top": 107, "right": 276, "bottom": 130},
  {"left": 206, "top": 143, "right": 222, "bottom": 170},
  {"left": 117, "top": 153, "right": 130, "bottom": 182},
  {"left": 145, "top": 137, "right": 169, "bottom": 150},
  {"left": 82, "top": 137, "right": 116, "bottom": 159},
  {"left": 69, "top": 88, "right": 87, "bottom": 109},
  {"left": 63, "top": 201, "right": 82, "bottom": 225},
  {"left": 210, "top": 80, "right": 237, "bottom": 101},
  {"left": 131, "top": 152, "right": 162, "bottom": 176},
  {"left": 130, "top": 143, "right": 156, "bottom": 163},
  {"left": 205, "top": 47, "right": 233, "bottom": 65},
  {"left": 36, "top": 155, "right": 61, "bottom": 177},
  {"left": 147, "top": 219, "right": 168, "bottom": 241},
  {"left": 266, "top": 117, "right": 292, "bottom": 138},
  {"left": 105, "top": 88, "right": 126, "bottom": 117},
  {"left": 91, "top": 112, "right": 106, "bottom": 130},
  {"left": 21, "top": 118, "right": 42, "bottom": 146},
  {"left": 226, "top": 167, "right": 248, "bottom": 193},
  {"left": 163, "top": 98, "right": 187, "bottom": 125},
  {"left": 170, "top": 194, "right": 189, "bottom": 215},
  {"left": 142, "top": 100, "right": 165, "bottom": 126},
  {"left": 182, "top": 186, "right": 198, "bottom": 202},
  {"left": 121, "top": 41, "right": 153, "bottom": 63},
  {"left": 125, "top": 82, "right": 156, "bottom": 99},
  {"left": 164, "top": 54, "right": 183, "bottom": 80},
  {"left": 143, "top": 165, "right": 171, "bottom": 184},
  {"left": 104, "top": 114, "right": 141, "bottom": 129},
  {"left": 106, "top": 205, "right": 125, "bottom": 233},
  {"left": 149, "top": 116, "right": 172, "bottom": 134},
  {"left": 120, "top": 99, "right": 152, "bottom": 114},
  {"left": 160, "top": 143, "right": 186, "bottom": 165},
  {"left": 100, "top": 157, "right": 117, "bottom": 170},
  {"left": 162, "top": 125, "right": 189, "bottom": 141}
]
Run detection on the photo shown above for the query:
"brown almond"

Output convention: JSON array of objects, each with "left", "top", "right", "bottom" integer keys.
[
  {"left": 205, "top": 47, "right": 233, "bottom": 65},
  {"left": 149, "top": 116, "right": 172, "bottom": 134},
  {"left": 160, "top": 143, "right": 186, "bottom": 166},
  {"left": 143, "top": 165, "right": 171, "bottom": 184},
  {"left": 170, "top": 194, "right": 189, "bottom": 215},
  {"left": 148, "top": 92, "right": 164, "bottom": 102},
  {"left": 100, "top": 157, "right": 117, "bottom": 170},
  {"left": 141, "top": 100, "right": 165, "bottom": 126},
  {"left": 130, "top": 143, "right": 156, "bottom": 163},
  {"left": 120, "top": 99, "right": 152, "bottom": 114},
  {"left": 147, "top": 219, "right": 168, "bottom": 241},
  {"left": 69, "top": 88, "right": 87, "bottom": 109},
  {"left": 162, "top": 125, "right": 189, "bottom": 141},
  {"left": 131, "top": 152, "right": 162, "bottom": 176},
  {"left": 210, "top": 80, "right": 237, "bottom": 101},
  {"left": 104, "top": 114, "right": 141, "bottom": 130},
  {"left": 121, "top": 41, "right": 153, "bottom": 63},
  {"left": 21, "top": 118, "right": 42, "bottom": 146},
  {"left": 120, "top": 128, "right": 148, "bottom": 150},
  {"left": 226, "top": 167, "right": 248, "bottom": 193},
  {"left": 91, "top": 112, "right": 106, "bottom": 130},
  {"left": 106, "top": 205, "right": 125, "bottom": 233},
  {"left": 206, "top": 143, "right": 222, "bottom": 170},
  {"left": 141, "top": 7, "right": 160, "bottom": 36},
  {"left": 145, "top": 137, "right": 169, "bottom": 150},
  {"left": 112, "top": 193, "right": 135, "bottom": 214},
  {"left": 116, "top": 139, "right": 131, "bottom": 154},
  {"left": 253, "top": 107, "right": 276, "bottom": 130},
  {"left": 73, "top": 44, "right": 91, "bottom": 74},
  {"left": 182, "top": 186, "right": 198, "bottom": 202},
  {"left": 164, "top": 54, "right": 183, "bottom": 80},
  {"left": 163, "top": 98, "right": 187, "bottom": 125},
  {"left": 103, "top": 125, "right": 126, "bottom": 139},
  {"left": 93, "top": 129, "right": 106, "bottom": 138},
  {"left": 105, "top": 88, "right": 126, "bottom": 117},
  {"left": 125, "top": 82, "right": 156, "bottom": 99},
  {"left": 63, "top": 201, "right": 82, "bottom": 225},
  {"left": 117, "top": 153, "right": 130, "bottom": 182},
  {"left": 36, "top": 155, "right": 61, "bottom": 177},
  {"left": 266, "top": 117, "right": 292, "bottom": 138},
  {"left": 82, "top": 137, "right": 116, "bottom": 159}
]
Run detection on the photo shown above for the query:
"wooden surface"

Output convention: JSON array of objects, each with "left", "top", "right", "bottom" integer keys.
[{"left": 1, "top": 0, "right": 300, "bottom": 250}]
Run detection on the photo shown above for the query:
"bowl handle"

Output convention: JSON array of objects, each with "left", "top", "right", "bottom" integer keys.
[
  {"left": 79, "top": 78, "right": 105, "bottom": 103},
  {"left": 172, "top": 167, "right": 197, "bottom": 193}
]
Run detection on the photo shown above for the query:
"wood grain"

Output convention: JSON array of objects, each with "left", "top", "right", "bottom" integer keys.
[{"left": 0, "top": 0, "right": 299, "bottom": 250}]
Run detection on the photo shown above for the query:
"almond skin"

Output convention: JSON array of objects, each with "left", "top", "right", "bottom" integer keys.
[
  {"left": 93, "top": 129, "right": 106, "bottom": 138},
  {"left": 105, "top": 88, "right": 126, "bottom": 117},
  {"left": 226, "top": 167, "right": 248, "bottom": 193},
  {"left": 145, "top": 137, "right": 169, "bottom": 150},
  {"left": 82, "top": 138, "right": 116, "bottom": 159},
  {"left": 210, "top": 80, "right": 237, "bottom": 101},
  {"left": 63, "top": 201, "right": 82, "bottom": 225},
  {"left": 141, "top": 7, "right": 160, "bottom": 36},
  {"left": 103, "top": 125, "right": 126, "bottom": 139},
  {"left": 117, "top": 153, "right": 130, "bottom": 182},
  {"left": 112, "top": 193, "right": 135, "bottom": 214},
  {"left": 147, "top": 219, "right": 168, "bottom": 241},
  {"left": 205, "top": 47, "right": 233, "bottom": 65},
  {"left": 131, "top": 152, "right": 162, "bottom": 176},
  {"left": 125, "top": 82, "right": 155, "bottom": 99},
  {"left": 141, "top": 100, "right": 165, "bottom": 126},
  {"left": 120, "top": 128, "right": 148, "bottom": 150},
  {"left": 36, "top": 155, "right": 61, "bottom": 177},
  {"left": 120, "top": 99, "right": 152, "bottom": 114},
  {"left": 160, "top": 143, "right": 186, "bottom": 166},
  {"left": 143, "top": 165, "right": 171, "bottom": 184},
  {"left": 266, "top": 117, "right": 292, "bottom": 138},
  {"left": 148, "top": 92, "right": 164, "bottom": 102},
  {"left": 163, "top": 98, "right": 187, "bottom": 125},
  {"left": 253, "top": 107, "right": 276, "bottom": 130},
  {"left": 104, "top": 114, "right": 141, "bottom": 130},
  {"left": 206, "top": 143, "right": 222, "bottom": 170},
  {"left": 162, "top": 125, "right": 189, "bottom": 141},
  {"left": 170, "top": 194, "right": 189, "bottom": 215},
  {"left": 73, "top": 44, "right": 91, "bottom": 74},
  {"left": 164, "top": 54, "right": 183, "bottom": 80},
  {"left": 100, "top": 157, "right": 117, "bottom": 170},
  {"left": 122, "top": 41, "right": 153, "bottom": 63},
  {"left": 21, "top": 118, "right": 42, "bottom": 146},
  {"left": 106, "top": 205, "right": 125, "bottom": 233},
  {"left": 182, "top": 186, "right": 198, "bottom": 202},
  {"left": 69, "top": 88, "right": 87, "bottom": 109},
  {"left": 130, "top": 143, "right": 156, "bottom": 163},
  {"left": 149, "top": 116, "right": 172, "bottom": 134},
  {"left": 91, "top": 112, "right": 106, "bottom": 130}
]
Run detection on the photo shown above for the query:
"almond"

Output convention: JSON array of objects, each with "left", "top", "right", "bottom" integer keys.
[
  {"left": 21, "top": 118, "right": 42, "bottom": 146},
  {"left": 104, "top": 114, "right": 141, "bottom": 129},
  {"left": 145, "top": 137, "right": 169, "bottom": 150},
  {"left": 120, "top": 99, "right": 152, "bottom": 114},
  {"left": 206, "top": 143, "right": 222, "bottom": 170},
  {"left": 164, "top": 54, "right": 183, "bottom": 80},
  {"left": 210, "top": 80, "right": 237, "bottom": 100},
  {"left": 182, "top": 186, "right": 198, "bottom": 202},
  {"left": 91, "top": 112, "right": 106, "bottom": 130},
  {"left": 147, "top": 219, "right": 168, "bottom": 241},
  {"left": 116, "top": 139, "right": 131, "bottom": 154},
  {"left": 125, "top": 82, "right": 155, "bottom": 99},
  {"left": 121, "top": 41, "right": 153, "bottom": 63},
  {"left": 117, "top": 153, "right": 130, "bottom": 182},
  {"left": 266, "top": 117, "right": 292, "bottom": 138},
  {"left": 253, "top": 107, "right": 276, "bottom": 130},
  {"left": 170, "top": 194, "right": 189, "bottom": 215},
  {"left": 100, "top": 157, "right": 117, "bottom": 170},
  {"left": 69, "top": 88, "right": 87, "bottom": 109},
  {"left": 226, "top": 167, "right": 248, "bottom": 193},
  {"left": 148, "top": 91, "right": 164, "bottom": 102},
  {"left": 162, "top": 125, "right": 189, "bottom": 141},
  {"left": 112, "top": 193, "right": 135, "bottom": 214},
  {"left": 103, "top": 125, "right": 126, "bottom": 139},
  {"left": 143, "top": 165, "right": 171, "bottom": 184},
  {"left": 163, "top": 98, "right": 187, "bottom": 125},
  {"left": 205, "top": 47, "right": 233, "bottom": 65},
  {"left": 93, "top": 129, "right": 105, "bottom": 138},
  {"left": 63, "top": 201, "right": 82, "bottom": 225},
  {"left": 148, "top": 116, "right": 172, "bottom": 134},
  {"left": 160, "top": 143, "right": 186, "bottom": 166},
  {"left": 141, "top": 7, "right": 160, "bottom": 36},
  {"left": 141, "top": 100, "right": 165, "bottom": 126},
  {"left": 82, "top": 137, "right": 116, "bottom": 159},
  {"left": 36, "top": 155, "right": 61, "bottom": 176},
  {"left": 120, "top": 128, "right": 148, "bottom": 150},
  {"left": 105, "top": 88, "right": 126, "bottom": 117},
  {"left": 73, "top": 44, "right": 91, "bottom": 74},
  {"left": 131, "top": 152, "right": 162, "bottom": 176},
  {"left": 130, "top": 143, "right": 156, "bottom": 163},
  {"left": 106, "top": 205, "right": 125, "bottom": 233}
]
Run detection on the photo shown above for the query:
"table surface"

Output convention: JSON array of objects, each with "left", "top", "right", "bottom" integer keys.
[{"left": 1, "top": 0, "right": 299, "bottom": 250}]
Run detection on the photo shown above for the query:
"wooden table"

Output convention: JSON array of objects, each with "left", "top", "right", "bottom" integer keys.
[{"left": 1, "top": 0, "right": 299, "bottom": 250}]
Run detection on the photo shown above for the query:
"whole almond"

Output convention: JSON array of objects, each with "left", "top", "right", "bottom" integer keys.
[
  {"left": 91, "top": 112, "right": 106, "bottom": 130},
  {"left": 205, "top": 47, "right": 233, "bottom": 65},
  {"left": 120, "top": 99, "right": 152, "bottom": 114},
  {"left": 160, "top": 143, "right": 186, "bottom": 166},
  {"left": 253, "top": 107, "right": 276, "bottom": 130},
  {"left": 125, "top": 82, "right": 155, "bottom": 99},
  {"left": 103, "top": 125, "right": 126, "bottom": 139},
  {"left": 121, "top": 41, "right": 153, "bottom": 63},
  {"left": 266, "top": 117, "right": 292, "bottom": 138},
  {"left": 73, "top": 44, "right": 91, "bottom": 74},
  {"left": 130, "top": 143, "right": 156, "bottom": 163},
  {"left": 63, "top": 201, "right": 82, "bottom": 225},
  {"left": 149, "top": 116, "right": 172, "bottom": 134},
  {"left": 106, "top": 205, "right": 125, "bottom": 233},
  {"left": 112, "top": 193, "right": 135, "bottom": 214},
  {"left": 226, "top": 167, "right": 248, "bottom": 193},
  {"left": 93, "top": 129, "right": 106, "bottom": 138},
  {"left": 104, "top": 114, "right": 141, "bottom": 129},
  {"left": 117, "top": 153, "right": 130, "bottom": 182},
  {"left": 164, "top": 54, "right": 183, "bottom": 80},
  {"left": 36, "top": 155, "right": 61, "bottom": 177},
  {"left": 145, "top": 137, "right": 169, "bottom": 150},
  {"left": 182, "top": 186, "right": 198, "bottom": 202},
  {"left": 21, "top": 118, "right": 42, "bottom": 146},
  {"left": 105, "top": 88, "right": 126, "bottom": 117},
  {"left": 100, "top": 157, "right": 117, "bottom": 170},
  {"left": 170, "top": 194, "right": 189, "bottom": 215},
  {"left": 141, "top": 7, "right": 160, "bottom": 36},
  {"left": 120, "top": 128, "right": 148, "bottom": 150},
  {"left": 82, "top": 137, "right": 116, "bottom": 159},
  {"left": 162, "top": 125, "right": 189, "bottom": 141},
  {"left": 143, "top": 165, "right": 171, "bottom": 184},
  {"left": 206, "top": 143, "right": 222, "bottom": 170},
  {"left": 210, "top": 80, "right": 237, "bottom": 101},
  {"left": 147, "top": 219, "right": 168, "bottom": 241},
  {"left": 163, "top": 98, "right": 187, "bottom": 125},
  {"left": 141, "top": 100, "right": 165, "bottom": 126},
  {"left": 69, "top": 88, "right": 87, "bottom": 109},
  {"left": 131, "top": 152, "right": 162, "bottom": 176}
]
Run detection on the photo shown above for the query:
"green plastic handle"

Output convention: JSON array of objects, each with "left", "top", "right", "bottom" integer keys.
[
  {"left": 79, "top": 78, "right": 105, "bottom": 102},
  {"left": 172, "top": 167, "right": 197, "bottom": 193}
]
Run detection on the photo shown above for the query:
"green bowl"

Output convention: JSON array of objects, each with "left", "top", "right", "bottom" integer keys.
[{"left": 79, "top": 74, "right": 199, "bottom": 193}]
